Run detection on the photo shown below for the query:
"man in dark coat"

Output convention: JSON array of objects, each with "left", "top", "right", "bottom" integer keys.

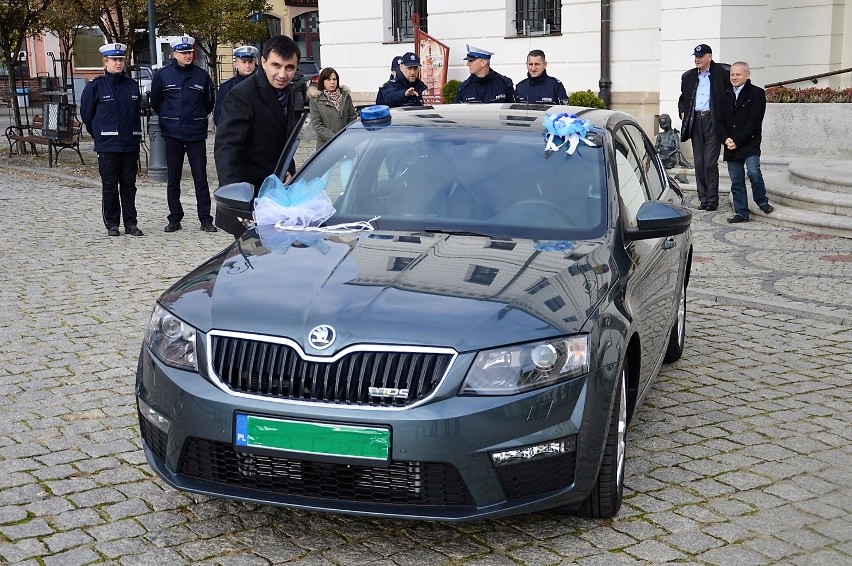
[
  {"left": 213, "top": 45, "right": 258, "bottom": 126},
  {"left": 455, "top": 45, "right": 514, "bottom": 104},
  {"left": 214, "top": 35, "right": 301, "bottom": 234},
  {"left": 375, "top": 56, "right": 401, "bottom": 105},
  {"left": 150, "top": 35, "right": 217, "bottom": 233},
  {"left": 378, "top": 52, "right": 426, "bottom": 107},
  {"left": 80, "top": 43, "right": 144, "bottom": 237},
  {"left": 514, "top": 49, "right": 567, "bottom": 105},
  {"left": 716, "top": 61, "right": 774, "bottom": 223},
  {"left": 677, "top": 43, "right": 729, "bottom": 211}
]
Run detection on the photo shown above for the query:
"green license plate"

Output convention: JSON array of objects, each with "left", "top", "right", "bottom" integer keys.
[{"left": 234, "top": 413, "right": 390, "bottom": 463}]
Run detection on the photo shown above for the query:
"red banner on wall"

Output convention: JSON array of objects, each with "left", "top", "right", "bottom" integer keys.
[{"left": 413, "top": 19, "right": 449, "bottom": 105}]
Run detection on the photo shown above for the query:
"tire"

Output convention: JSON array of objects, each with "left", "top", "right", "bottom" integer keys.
[
  {"left": 663, "top": 275, "right": 687, "bottom": 363},
  {"left": 573, "top": 366, "right": 627, "bottom": 519}
]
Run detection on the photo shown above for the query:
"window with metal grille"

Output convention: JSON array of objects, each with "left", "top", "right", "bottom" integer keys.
[
  {"left": 391, "top": 0, "right": 428, "bottom": 42},
  {"left": 515, "top": 0, "right": 561, "bottom": 36}
]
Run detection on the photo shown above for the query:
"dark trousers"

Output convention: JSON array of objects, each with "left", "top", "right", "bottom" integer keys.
[
  {"left": 690, "top": 112, "right": 721, "bottom": 206},
  {"left": 164, "top": 137, "right": 212, "bottom": 224},
  {"left": 99, "top": 151, "right": 139, "bottom": 229}
]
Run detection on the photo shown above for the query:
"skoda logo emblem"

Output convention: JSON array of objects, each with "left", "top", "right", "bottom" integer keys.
[{"left": 308, "top": 325, "right": 336, "bottom": 350}]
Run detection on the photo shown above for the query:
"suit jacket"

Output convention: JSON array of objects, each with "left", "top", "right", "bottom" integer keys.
[
  {"left": 214, "top": 71, "right": 297, "bottom": 189},
  {"left": 715, "top": 79, "right": 766, "bottom": 161},
  {"left": 677, "top": 61, "right": 729, "bottom": 142}
]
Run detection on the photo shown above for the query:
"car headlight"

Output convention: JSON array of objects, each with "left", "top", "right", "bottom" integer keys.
[
  {"left": 145, "top": 304, "right": 197, "bottom": 371},
  {"left": 461, "top": 336, "right": 590, "bottom": 396}
]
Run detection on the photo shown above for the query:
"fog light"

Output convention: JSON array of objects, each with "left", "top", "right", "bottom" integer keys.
[
  {"left": 490, "top": 437, "right": 576, "bottom": 467},
  {"left": 138, "top": 398, "right": 170, "bottom": 434}
]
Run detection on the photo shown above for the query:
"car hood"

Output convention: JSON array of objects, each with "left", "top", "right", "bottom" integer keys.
[{"left": 159, "top": 230, "right": 616, "bottom": 353}]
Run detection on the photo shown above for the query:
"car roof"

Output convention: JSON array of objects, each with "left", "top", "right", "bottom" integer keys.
[{"left": 367, "top": 103, "right": 633, "bottom": 132}]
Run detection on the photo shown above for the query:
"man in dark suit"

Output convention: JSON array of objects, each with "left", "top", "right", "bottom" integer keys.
[
  {"left": 677, "top": 44, "right": 729, "bottom": 211},
  {"left": 214, "top": 35, "right": 301, "bottom": 234}
]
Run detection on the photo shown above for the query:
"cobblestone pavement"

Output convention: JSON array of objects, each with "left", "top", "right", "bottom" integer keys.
[{"left": 0, "top": 134, "right": 851, "bottom": 565}]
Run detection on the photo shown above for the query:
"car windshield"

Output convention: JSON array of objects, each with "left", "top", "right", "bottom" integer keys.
[
  {"left": 295, "top": 124, "right": 608, "bottom": 239},
  {"left": 299, "top": 61, "right": 318, "bottom": 74}
]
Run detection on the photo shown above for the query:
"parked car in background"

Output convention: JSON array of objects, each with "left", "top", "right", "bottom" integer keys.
[
  {"left": 128, "top": 64, "right": 152, "bottom": 96},
  {"left": 300, "top": 58, "right": 320, "bottom": 87},
  {"left": 136, "top": 103, "right": 693, "bottom": 521}
]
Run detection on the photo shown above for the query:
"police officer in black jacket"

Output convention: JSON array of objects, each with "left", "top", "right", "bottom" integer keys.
[
  {"left": 80, "top": 43, "right": 144, "bottom": 237},
  {"left": 150, "top": 35, "right": 217, "bottom": 233},
  {"left": 515, "top": 49, "right": 567, "bottom": 105},
  {"left": 378, "top": 52, "right": 427, "bottom": 108},
  {"left": 455, "top": 45, "right": 514, "bottom": 104},
  {"left": 213, "top": 45, "right": 258, "bottom": 126}
]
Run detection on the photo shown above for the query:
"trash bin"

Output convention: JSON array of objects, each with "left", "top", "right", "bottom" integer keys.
[{"left": 15, "top": 87, "right": 30, "bottom": 108}]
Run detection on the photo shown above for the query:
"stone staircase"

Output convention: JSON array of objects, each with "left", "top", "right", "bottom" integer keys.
[{"left": 674, "top": 157, "right": 852, "bottom": 238}]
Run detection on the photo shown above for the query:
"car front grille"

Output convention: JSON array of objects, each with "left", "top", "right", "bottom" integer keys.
[
  {"left": 178, "top": 438, "right": 474, "bottom": 507},
  {"left": 496, "top": 453, "right": 576, "bottom": 500},
  {"left": 209, "top": 335, "right": 453, "bottom": 407},
  {"left": 138, "top": 413, "right": 168, "bottom": 462}
]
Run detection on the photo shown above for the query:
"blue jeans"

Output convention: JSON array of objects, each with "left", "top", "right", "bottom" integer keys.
[{"left": 727, "top": 155, "right": 768, "bottom": 219}]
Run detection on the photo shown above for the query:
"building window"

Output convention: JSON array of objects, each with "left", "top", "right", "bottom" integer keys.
[
  {"left": 391, "top": 0, "right": 427, "bottom": 42},
  {"left": 465, "top": 264, "right": 499, "bottom": 286},
  {"left": 515, "top": 0, "right": 560, "bottom": 36},
  {"left": 73, "top": 27, "right": 107, "bottom": 68}
]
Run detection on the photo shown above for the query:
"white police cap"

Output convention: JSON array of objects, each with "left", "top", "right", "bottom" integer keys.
[
  {"left": 233, "top": 45, "right": 259, "bottom": 60},
  {"left": 99, "top": 43, "right": 127, "bottom": 58},
  {"left": 463, "top": 45, "right": 493, "bottom": 61},
  {"left": 170, "top": 36, "right": 195, "bottom": 52}
]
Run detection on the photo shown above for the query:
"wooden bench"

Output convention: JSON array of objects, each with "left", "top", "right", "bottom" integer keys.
[{"left": 5, "top": 114, "right": 85, "bottom": 167}]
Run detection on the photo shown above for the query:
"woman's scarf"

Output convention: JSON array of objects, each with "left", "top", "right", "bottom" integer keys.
[{"left": 324, "top": 88, "right": 343, "bottom": 111}]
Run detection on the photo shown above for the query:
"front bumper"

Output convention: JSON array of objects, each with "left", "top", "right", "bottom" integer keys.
[{"left": 136, "top": 345, "right": 617, "bottom": 521}]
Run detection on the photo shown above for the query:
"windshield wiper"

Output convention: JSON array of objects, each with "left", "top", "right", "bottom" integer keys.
[{"left": 423, "top": 227, "right": 495, "bottom": 237}]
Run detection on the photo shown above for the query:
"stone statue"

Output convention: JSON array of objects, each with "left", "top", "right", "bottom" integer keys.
[{"left": 655, "top": 114, "right": 693, "bottom": 171}]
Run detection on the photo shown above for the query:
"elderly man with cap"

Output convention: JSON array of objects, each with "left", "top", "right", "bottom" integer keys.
[
  {"left": 677, "top": 43, "right": 729, "bottom": 211},
  {"left": 378, "top": 52, "right": 427, "bottom": 108},
  {"left": 80, "top": 43, "right": 144, "bottom": 237},
  {"left": 213, "top": 45, "right": 258, "bottom": 126},
  {"left": 455, "top": 45, "right": 515, "bottom": 104},
  {"left": 375, "top": 55, "right": 401, "bottom": 105},
  {"left": 150, "top": 35, "right": 217, "bottom": 233}
]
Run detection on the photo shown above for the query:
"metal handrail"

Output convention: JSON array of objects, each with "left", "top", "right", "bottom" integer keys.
[{"left": 765, "top": 67, "right": 852, "bottom": 89}]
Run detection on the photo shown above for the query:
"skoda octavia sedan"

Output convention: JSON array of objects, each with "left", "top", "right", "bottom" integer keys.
[{"left": 136, "top": 104, "right": 692, "bottom": 521}]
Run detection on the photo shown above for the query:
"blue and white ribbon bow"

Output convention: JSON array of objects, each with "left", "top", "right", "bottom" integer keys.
[{"left": 543, "top": 113, "right": 594, "bottom": 155}]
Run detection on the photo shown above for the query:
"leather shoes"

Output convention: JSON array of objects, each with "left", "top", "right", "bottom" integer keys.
[
  {"left": 760, "top": 204, "right": 774, "bottom": 214},
  {"left": 727, "top": 214, "right": 749, "bottom": 223},
  {"left": 698, "top": 203, "right": 707, "bottom": 210},
  {"left": 126, "top": 225, "right": 144, "bottom": 237},
  {"left": 200, "top": 223, "right": 218, "bottom": 233},
  {"left": 107, "top": 226, "right": 120, "bottom": 236},
  {"left": 706, "top": 204, "right": 718, "bottom": 211},
  {"left": 164, "top": 222, "right": 182, "bottom": 233}
]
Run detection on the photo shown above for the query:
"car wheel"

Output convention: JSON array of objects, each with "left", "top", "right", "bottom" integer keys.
[
  {"left": 663, "top": 275, "right": 687, "bottom": 362},
  {"left": 572, "top": 366, "right": 627, "bottom": 519}
]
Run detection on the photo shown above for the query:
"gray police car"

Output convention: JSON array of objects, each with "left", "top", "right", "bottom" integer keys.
[{"left": 136, "top": 103, "right": 692, "bottom": 521}]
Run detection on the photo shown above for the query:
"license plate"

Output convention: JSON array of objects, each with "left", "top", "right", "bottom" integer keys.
[{"left": 234, "top": 413, "right": 390, "bottom": 463}]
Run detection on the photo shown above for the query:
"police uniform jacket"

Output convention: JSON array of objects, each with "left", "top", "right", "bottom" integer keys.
[
  {"left": 308, "top": 85, "right": 357, "bottom": 150},
  {"left": 378, "top": 74, "right": 427, "bottom": 108},
  {"left": 80, "top": 71, "right": 142, "bottom": 153},
  {"left": 514, "top": 71, "right": 567, "bottom": 105},
  {"left": 150, "top": 59, "right": 215, "bottom": 141},
  {"left": 677, "top": 60, "right": 729, "bottom": 142},
  {"left": 214, "top": 70, "right": 297, "bottom": 189},
  {"left": 213, "top": 72, "right": 251, "bottom": 125},
  {"left": 455, "top": 69, "right": 515, "bottom": 104},
  {"left": 715, "top": 79, "right": 766, "bottom": 162}
]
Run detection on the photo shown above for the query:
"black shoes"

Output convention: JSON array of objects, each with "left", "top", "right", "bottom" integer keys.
[
  {"left": 698, "top": 203, "right": 707, "bottom": 210},
  {"left": 164, "top": 222, "right": 182, "bottom": 233},
  {"left": 200, "top": 223, "right": 218, "bottom": 233},
  {"left": 107, "top": 226, "right": 120, "bottom": 237},
  {"left": 760, "top": 204, "right": 774, "bottom": 214},
  {"left": 126, "top": 225, "right": 144, "bottom": 236},
  {"left": 727, "top": 214, "right": 749, "bottom": 223}
]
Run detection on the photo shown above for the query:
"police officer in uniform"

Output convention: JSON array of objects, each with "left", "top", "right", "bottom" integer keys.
[
  {"left": 375, "top": 55, "right": 401, "bottom": 105},
  {"left": 80, "top": 43, "right": 144, "bottom": 237},
  {"left": 213, "top": 45, "right": 258, "bottom": 126},
  {"left": 150, "top": 35, "right": 217, "bottom": 233},
  {"left": 378, "top": 52, "right": 427, "bottom": 108},
  {"left": 455, "top": 45, "right": 515, "bottom": 104},
  {"left": 515, "top": 49, "right": 568, "bottom": 105}
]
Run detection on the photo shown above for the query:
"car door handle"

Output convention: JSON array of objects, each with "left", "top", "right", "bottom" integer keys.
[{"left": 662, "top": 236, "right": 676, "bottom": 250}]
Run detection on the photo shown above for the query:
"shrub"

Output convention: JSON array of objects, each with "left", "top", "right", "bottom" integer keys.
[
  {"left": 442, "top": 79, "right": 461, "bottom": 104},
  {"left": 568, "top": 89, "right": 607, "bottom": 109},
  {"left": 765, "top": 86, "right": 852, "bottom": 103}
]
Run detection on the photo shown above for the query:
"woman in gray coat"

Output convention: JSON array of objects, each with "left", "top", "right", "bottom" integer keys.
[{"left": 309, "top": 67, "right": 357, "bottom": 150}]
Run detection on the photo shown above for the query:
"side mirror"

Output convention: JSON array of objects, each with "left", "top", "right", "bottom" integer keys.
[
  {"left": 213, "top": 182, "right": 254, "bottom": 237},
  {"left": 623, "top": 201, "right": 692, "bottom": 241}
]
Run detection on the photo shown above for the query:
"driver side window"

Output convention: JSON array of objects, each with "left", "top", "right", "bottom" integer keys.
[{"left": 613, "top": 128, "right": 649, "bottom": 227}]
